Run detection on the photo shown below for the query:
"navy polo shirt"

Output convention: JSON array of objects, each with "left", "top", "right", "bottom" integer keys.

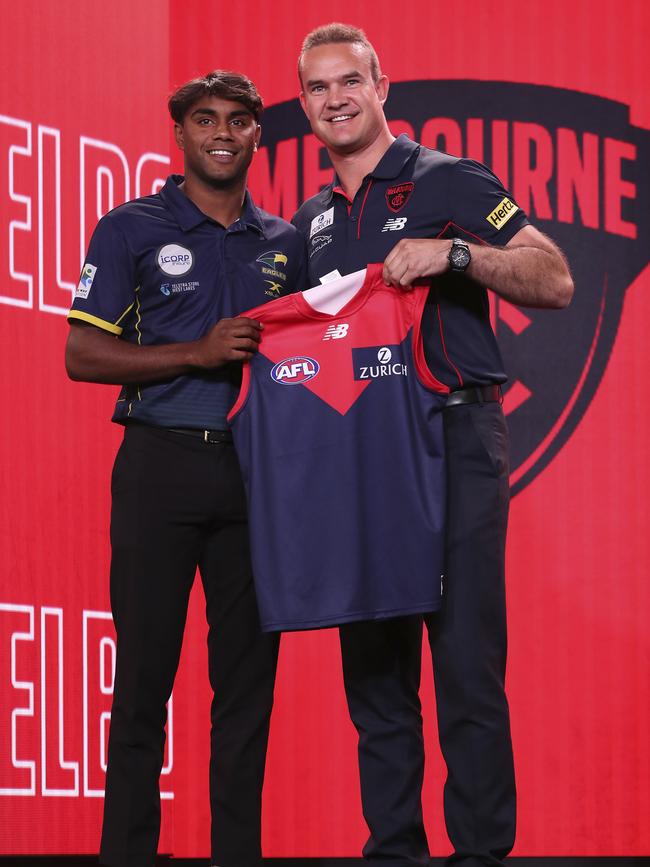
[
  {"left": 69, "top": 175, "right": 307, "bottom": 429},
  {"left": 292, "top": 135, "right": 529, "bottom": 388}
]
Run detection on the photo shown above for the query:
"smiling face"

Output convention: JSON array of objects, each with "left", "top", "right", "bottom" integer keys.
[
  {"left": 299, "top": 41, "right": 390, "bottom": 156},
  {"left": 174, "top": 95, "right": 261, "bottom": 190}
]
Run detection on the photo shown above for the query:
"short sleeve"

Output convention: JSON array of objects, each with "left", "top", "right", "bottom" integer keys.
[
  {"left": 67, "top": 215, "right": 137, "bottom": 335},
  {"left": 450, "top": 159, "right": 529, "bottom": 247}
]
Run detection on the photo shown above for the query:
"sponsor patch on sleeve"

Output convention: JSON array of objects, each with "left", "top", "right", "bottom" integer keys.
[
  {"left": 75, "top": 263, "right": 97, "bottom": 299},
  {"left": 486, "top": 197, "right": 519, "bottom": 230}
]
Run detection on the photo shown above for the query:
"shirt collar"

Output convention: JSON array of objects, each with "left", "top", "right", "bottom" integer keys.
[
  {"left": 370, "top": 134, "right": 420, "bottom": 179},
  {"left": 238, "top": 190, "right": 266, "bottom": 236},
  {"left": 159, "top": 175, "right": 266, "bottom": 237},
  {"left": 323, "top": 134, "right": 420, "bottom": 204}
]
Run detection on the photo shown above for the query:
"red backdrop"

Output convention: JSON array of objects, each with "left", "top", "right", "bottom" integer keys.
[{"left": 1, "top": 0, "right": 649, "bottom": 857}]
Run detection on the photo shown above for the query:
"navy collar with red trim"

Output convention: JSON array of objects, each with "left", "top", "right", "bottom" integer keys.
[{"left": 322, "top": 134, "right": 420, "bottom": 204}]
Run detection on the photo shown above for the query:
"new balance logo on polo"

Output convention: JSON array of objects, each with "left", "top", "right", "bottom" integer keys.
[
  {"left": 323, "top": 323, "right": 349, "bottom": 340},
  {"left": 382, "top": 217, "right": 408, "bottom": 232}
]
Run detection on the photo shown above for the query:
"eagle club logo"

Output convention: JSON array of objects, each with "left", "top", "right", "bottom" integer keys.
[
  {"left": 257, "top": 250, "right": 288, "bottom": 297},
  {"left": 252, "top": 81, "right": 649, "bottom": 494}
]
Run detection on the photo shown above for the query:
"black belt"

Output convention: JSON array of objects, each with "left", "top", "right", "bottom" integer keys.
[
  {"left": 167, "top": 427, "right": 233, "bottom": 444},
  {"left": 446, "top": 384, "right": 502, "bottom": 408}
]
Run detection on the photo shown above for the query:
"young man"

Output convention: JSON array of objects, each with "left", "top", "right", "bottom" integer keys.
[
  {"left": 292, "top": 24, "right": 573, "bottom": 867},
  {"left": 66, "top": 71, "right": 306, "bottom": 867}
]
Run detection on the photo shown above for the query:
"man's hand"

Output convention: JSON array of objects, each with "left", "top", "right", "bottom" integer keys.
[
  {"left": 66, "top": 316, "right": 264, "bottom": 385},
  {"left": 382, "top": 239, "right": 451, "bottom": 288},
  {"left": 192, "top": 317, "right": 263, "bottom": 368},
  {"left": 382, "top": 226, "right": 573, "bottom": 308}
]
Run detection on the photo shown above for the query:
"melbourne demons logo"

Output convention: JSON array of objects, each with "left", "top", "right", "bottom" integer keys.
[
  {"left": 271, "top": 356, "right": 320, "bottom": 384},
  {"left": 252, "top": 81, "right": 650, "bottom": 494},
  {"left": 385, "top": 182, "right": 414, "bottom": 212}
]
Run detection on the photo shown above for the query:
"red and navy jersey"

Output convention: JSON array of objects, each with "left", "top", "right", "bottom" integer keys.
[
  {"left": 68, "top": 175, "right": 307, "bottom": 430},
  {"left": 228, "top": 264, "right": 449, "bottom": 632},
  {"left": 291, "top": 135, "right": 530, "bottom": 389}
]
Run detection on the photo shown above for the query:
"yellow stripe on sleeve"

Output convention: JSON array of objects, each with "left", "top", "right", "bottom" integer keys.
[
  {"left": 115, "top": 301, "right": 134, "bottom": 326},
  {"left": 67, "top": 310, "right": 123, "bottom": 335}
]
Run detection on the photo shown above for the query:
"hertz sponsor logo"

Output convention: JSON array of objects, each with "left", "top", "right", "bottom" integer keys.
[{"left": 487, "top": 197, "right": 519, "bottom": 230}]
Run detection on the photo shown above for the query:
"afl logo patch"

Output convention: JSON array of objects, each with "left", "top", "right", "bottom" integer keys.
[
  {"left": 156, "top": 243, "right": 194, "bottom": 276},
  {"left": 271, "top": 356, "right": 320, "bottom": 384}
]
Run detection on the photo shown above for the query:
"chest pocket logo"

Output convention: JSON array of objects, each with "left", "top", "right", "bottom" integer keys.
[
  {"left": 157, "top": 244, "right": 194, "bottom": 276},
  {"left": 310, "top": 207, "right": 334, "bottom": 238},
  {"left": 257, "top": 251, "right": 288, "bottom": 296},
  {"left": 385, "top": 182, "right": 414, "bottom": 212}
]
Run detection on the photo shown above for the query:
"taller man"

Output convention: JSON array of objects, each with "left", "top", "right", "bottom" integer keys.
[
  {"left": 292, "top": 24, "right": 573, "bottom": 867},
  {"left": 66, "top": 71, "right": 306, "bottom": 867}
]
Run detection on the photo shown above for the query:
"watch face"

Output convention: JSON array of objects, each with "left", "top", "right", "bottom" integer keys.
[{"left": 450, "top": 244, "right": 470, "bottom": 269}]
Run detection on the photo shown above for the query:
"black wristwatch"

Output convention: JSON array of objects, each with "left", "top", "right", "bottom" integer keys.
[{"left": 448, "top": 238, "right": 471, "bottom": 272}]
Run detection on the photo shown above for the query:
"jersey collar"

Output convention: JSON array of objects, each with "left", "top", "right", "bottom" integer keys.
[
  {"left": 160, "top": 175, "right": 266, "bottom": 237},
  {"left": 292, "top": 263, "right": 385, "bottom": 321},
  {"left": 323, "top": 134, "right": 420, "bottom": 204}
]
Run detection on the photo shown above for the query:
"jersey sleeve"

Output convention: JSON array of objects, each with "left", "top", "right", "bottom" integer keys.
[
  {"left": 67, "top": 215, "right": 137, "bottom": 335},
  {"left": 449, "top": 158, "right": 529, "bottom": 247}
]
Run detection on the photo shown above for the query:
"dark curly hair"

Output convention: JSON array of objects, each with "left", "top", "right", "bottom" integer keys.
[{"left": 168, "top": 70, "right": 263, "bottom": 124}]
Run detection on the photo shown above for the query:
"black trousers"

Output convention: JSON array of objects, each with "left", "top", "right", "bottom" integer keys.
[
  {"left": 99, "top": 425, "right": 279, "bottom": 867},
  {"left": 340, "top": 401, "right": 514, "bottom": 867}
]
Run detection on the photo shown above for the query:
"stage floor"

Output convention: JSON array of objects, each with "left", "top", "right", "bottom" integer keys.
[{"left": 1, "top": 858, "right": 648, "bottom": 867}]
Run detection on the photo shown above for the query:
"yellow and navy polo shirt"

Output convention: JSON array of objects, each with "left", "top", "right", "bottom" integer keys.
[{"left": 69, "top": 175, "right": 307, "bottom": 429}]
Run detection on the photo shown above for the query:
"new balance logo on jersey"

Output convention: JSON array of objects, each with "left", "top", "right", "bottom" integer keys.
[
  {"left": 323, "top": 323, "right": 349, "bottom": 341},
  {"left": 381, "top": 217, "right": 408, "bottom": 232}
]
